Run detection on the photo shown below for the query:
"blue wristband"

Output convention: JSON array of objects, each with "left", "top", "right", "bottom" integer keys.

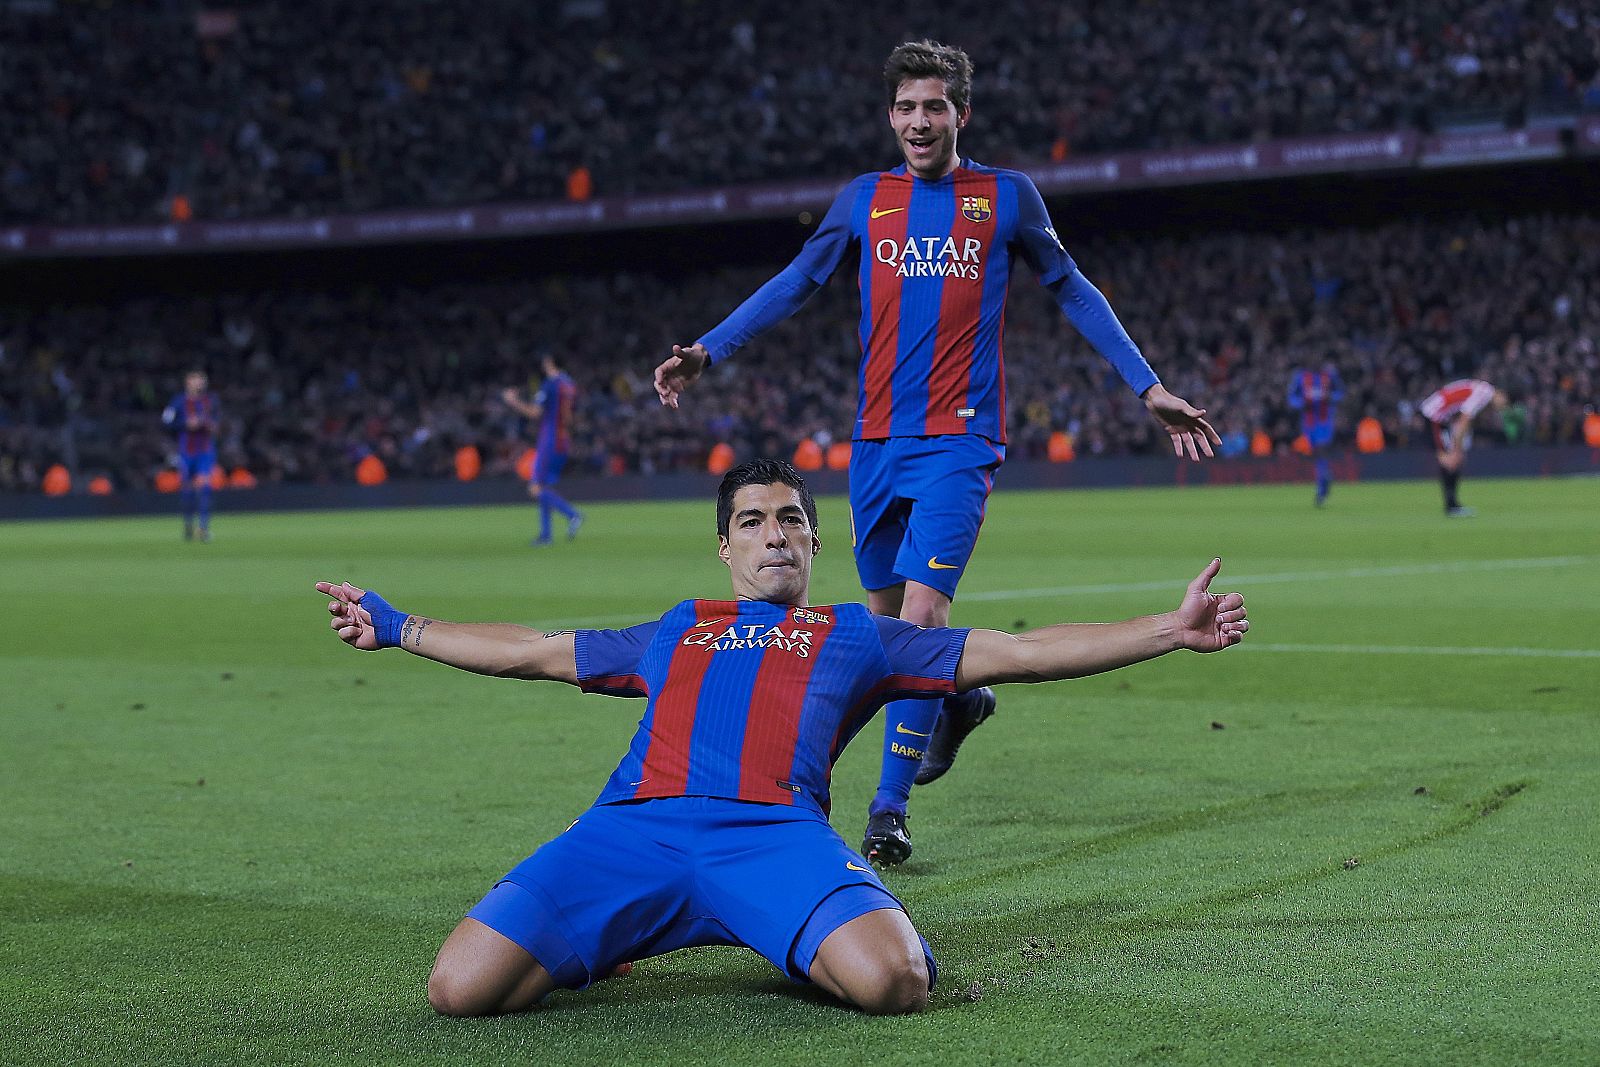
[{"left": 359, "top": 590, "right": 408, "bottom": 649}]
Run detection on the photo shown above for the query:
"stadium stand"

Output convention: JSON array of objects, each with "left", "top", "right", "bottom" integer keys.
[
  {"left": 3, "top": 0, "right": 1597, "bottom": 225},
  {"left": 2, "top": 210, "right": 1594, "bottom": 493}
]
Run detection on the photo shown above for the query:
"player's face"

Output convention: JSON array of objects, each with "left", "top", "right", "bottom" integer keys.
[
  {"left": 888, "top": 77, "right": 968, "bottom": 180},
  {"left": 185, "top": 372, "right": 207, "bottom": 395},
  {"left": 719, "top": 482, "right": 820, "bottom": 606}
]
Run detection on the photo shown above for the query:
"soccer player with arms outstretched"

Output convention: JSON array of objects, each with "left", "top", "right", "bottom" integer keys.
[
  {"left": 653, "top": 41, "right": 1220, "bottom": 864},
  {"left": 1288, "top": 362, "right": 1344, "bottom": 507},
  {"left": 502, "top": 355, "right": 583, "bottom": 546},
  {"left": 161, "top": 369, "right": 220, "bottom": 542},
  {"left": 316, "top": 459, "right": 1247, "bottom": 1017}
]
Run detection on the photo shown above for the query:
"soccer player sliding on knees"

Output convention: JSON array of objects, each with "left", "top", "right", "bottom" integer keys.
[
  {"left": 653, "top": 40, "right": 1221, "bottom": 867},
  {"left": 315, "top": 460, "right": 1247, "bottom": 1017}
]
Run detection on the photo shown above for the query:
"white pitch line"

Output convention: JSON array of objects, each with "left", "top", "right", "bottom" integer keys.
[
  {"left": 959, "top": 555, "right": 1596, "bottom": 603},
  {"left": 1244, "top": 642, "right": 1600, "bottom": 660}
]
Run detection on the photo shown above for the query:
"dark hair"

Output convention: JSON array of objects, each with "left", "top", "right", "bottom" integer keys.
[
  {"left": 884, "top": 40, "right": 973, "bottom": 113},
  {"left": 716, "top": 459, "right": 818, "bottom": 538}
]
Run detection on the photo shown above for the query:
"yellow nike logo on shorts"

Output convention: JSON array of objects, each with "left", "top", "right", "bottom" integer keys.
[
  {"left": 895, "top": 723, "right": 931, "bottom": 737},
  {"left": 846, "top": 861, "right": 872, "bottom": 873},
  {"left": 928, "top": 556, "right": 960, "bottom": 570},
  {"left": 870, "top": 207, "right": 904, "bottom": 219}
]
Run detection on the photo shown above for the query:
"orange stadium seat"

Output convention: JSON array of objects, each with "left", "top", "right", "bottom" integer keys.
[
  {"left": 707, "top": 442, "right": 735, "bottom": 476},
  {"left": 209, "top": 466, "right": 227, "bottom": 490},
  {"left": 1584, "top": 411, "right": 1600, "bottom": 448},
  {"left": 1356, "top": 416, "right": 1386, "bottom": 453},
  {"left": 826, "top": 442, "right": 851, "bottom": 471},
  {"left": 355, "top": 454, "right": 388, "bottom": 486},
  {"left": 42, "top": 464, "right": 71, "bottom": 496},
  {"left": 516, "top": 448, "right": 537, "bottom": 481},
  {"left": 1249, "top": 430, "right": 1273, "bottom": 457},
  {"left": 1291, "top": 433, "right": 1312, "bottom": 456},
  {"left": 1047, "top": 431, "right": 1076, "bottom": 463},
  {"left": 154, "top": 469, "right": 181, "bottom": 493},
  {"left": 454, "top": 445, "right": 482, "bottom": 481},
  {"left": 87, "top": 475, "right": 113, "bottom": 496},
  {"left": 227, "top": 467, "right": 258, "bottom": 489},
  {"left": 791, "top": 439, "right": 823, "bottom": 471}
]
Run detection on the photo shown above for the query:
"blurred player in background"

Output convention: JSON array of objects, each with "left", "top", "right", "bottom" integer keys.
[
  {"left": 502, "top": 355, "right": 582, "bottom": 546},
  {"left": 314, "top": 459, "right": 1248, "bottom": 1017},
  {"left": 1420, "top": 378, "right": 1507, "bottom": 517},
  {"left": 653, "top": 40, "right": 1220, "bottom": 865},
  {"left": 161, "top": 369, "right": 219, "bottom": 541},
  {"left": 1288, "top": 362, "right": 1344, "bottom": 507}
]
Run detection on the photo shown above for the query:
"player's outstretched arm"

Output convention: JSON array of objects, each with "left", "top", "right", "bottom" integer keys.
[
  {"left": 500, "top": 387, "right": 543, "bottom": 420},
  {"left": 314, "top": 581, "right": 578, "bottom": 684},
  {"left": 953, "top": 558, "right": 1246, "bottom": 691}
]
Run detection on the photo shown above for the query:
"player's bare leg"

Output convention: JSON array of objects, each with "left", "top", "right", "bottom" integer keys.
[
  {"left": 427, "top": 917, "right": 558, "bottom": 1016},
  {"left": 806, "top": 908, "right": 929, "bottom": 1015},
  {"left": 1436, "top": 445, "right": 1472, "bottom": 516}
]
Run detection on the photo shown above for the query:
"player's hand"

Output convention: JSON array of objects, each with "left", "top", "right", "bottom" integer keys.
[
  {"left": 1142, "top": 384, "right": 1220, "bottom": 461},
  {"left": 316, "top": 580, "right": 382, "bottom": 651},
  {"left": 500, "top": 387, "right": 519, "bottom": 405},
  {"left": 654, "top": 343, "right": 708, "bottom": 409},
  {"left": 1172, "top": 558, "right": 1247, "bottom": 653}
]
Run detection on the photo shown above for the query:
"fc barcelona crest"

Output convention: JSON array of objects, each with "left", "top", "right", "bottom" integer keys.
[{"left": 961, "top": 195, "right": 992, "bottom": 223}]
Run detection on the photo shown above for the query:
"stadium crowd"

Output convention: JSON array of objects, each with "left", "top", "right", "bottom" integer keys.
[
  {"left": 3, "top": 0, "right": 1598, "bottom": 225},
  {"left": 2, "top": 209, "right": 1595, "bottom": 494}
]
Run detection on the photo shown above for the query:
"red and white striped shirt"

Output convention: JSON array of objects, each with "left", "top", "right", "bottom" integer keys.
[{"left": 1420, "top": 379, "right": 1496, "bottom": 425}]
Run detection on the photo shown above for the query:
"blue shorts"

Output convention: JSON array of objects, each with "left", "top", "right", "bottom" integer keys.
[
  {"left": 1303, "top": 422, "right": 1334, "bottom": 449},
  {"left": 532, "top": 449, "right": 567, "bottom": 487},
  {"left": 466, "top": 796, "right": 935, "bottom": 991},
  {"left": 849, "top": 435, "right": 1005, "bottom": 599},
  {"left": 178, "top": 450, "right": 216, "bottom": 482}
]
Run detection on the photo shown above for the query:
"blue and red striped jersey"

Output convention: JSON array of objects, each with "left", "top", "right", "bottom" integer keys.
[
  {"left": 536, "top": 372, "right": 577, "bottom": 454},
  {"left": 1287, "top": 367, "right": 1344, "bottom": 431},
  {"left": 797, "top": 163, "right": 1074, "bottom": 443},
  {"left": 162, "top": 392, "right": 220, "bottom": 456},
  {"left": 574, "top": 599, "right": 969, "bottom": 816},
  {"left": 696, "top": 162, "right": 1158, "bottom": 445}
]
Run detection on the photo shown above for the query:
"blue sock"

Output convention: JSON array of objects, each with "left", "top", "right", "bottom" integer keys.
[
  {"left": 197, "top": 484, "right": 212, "bottom": 530},
  {"left": 538, "top": 496, "right": 553, "bottom": 541},
  {"left": 545, "top": 489, "right": 577, "bottom": 520},
  {"left": 1315, "top": 457, "right": 1331, "bottom": 500},
  {"left": 179, "top": 487, "right": 196, "bottom": 523},
  {"left": 871, "top": 697, "right": 941, "bottom": 815}
]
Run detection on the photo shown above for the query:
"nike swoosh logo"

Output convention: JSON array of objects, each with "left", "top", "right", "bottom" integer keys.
[
  {"left": 870, "top": 207, "right": 904, "bottom": 219},
  {"left": 895, "top": 723, "right": 931, "bottom": 738},
  {"left": 846, "top": 861, "right": 872, "bottom": 873},
  {"left": 928, "top": 557, "right": 961, "bottom": 570}
]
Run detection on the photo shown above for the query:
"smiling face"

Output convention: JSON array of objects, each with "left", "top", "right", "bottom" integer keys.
[
  {"left": 889, "top": 76, "right": 968, "bottom": 180},
  {"left": 718, "top": 482, "right": 820, "bottom": 607},
  {"left": 185, "top": 371, "right": 207, "bottom": 396}
]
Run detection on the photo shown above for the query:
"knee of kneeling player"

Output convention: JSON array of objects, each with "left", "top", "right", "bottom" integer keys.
[
  {"left": 855, "top": 953, "right": 930, "bottom": 1016},
  {"left": 427, "top": 967, "right": 492, "bottom": 1018}
]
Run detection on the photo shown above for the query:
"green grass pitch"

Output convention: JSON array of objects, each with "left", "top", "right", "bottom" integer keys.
[{"left": 4, "top": 476, "right": 1598, "bottom": 1066}]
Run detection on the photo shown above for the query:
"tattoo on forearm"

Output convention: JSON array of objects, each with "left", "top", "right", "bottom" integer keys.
[
  {"left": 409, "top": 618, "right": 433, "bottom": 648},
  {"left": 400, "top": 616, "right": 418, "bottom": 647}
]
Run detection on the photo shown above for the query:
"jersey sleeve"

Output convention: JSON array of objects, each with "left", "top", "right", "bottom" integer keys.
[
  {"left": 1008, "top": 172, "right": 1077, "bottom": 286},
  {"left": 573, "top": 621, "right": 660, "bottom": 697},
  {"left": 696, "top": 177, "right": 862, "bottom": 364},
  {"left": 789, "top": 176, "right": 863, "bottom": 285},
  {"left": 1287, "top": 374, "right": 1306, "bottom": 410},
  {"left": 873, "top": 616, "right": 970, "bottom": 700}
]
